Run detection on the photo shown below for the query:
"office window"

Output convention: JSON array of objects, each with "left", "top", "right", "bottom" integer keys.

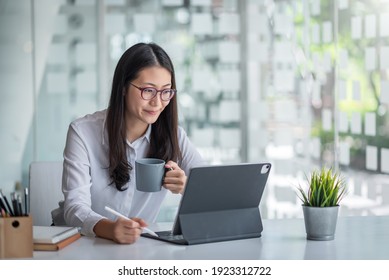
[{"left": 1, "top": 0, "right": 389, "bottom": 222}]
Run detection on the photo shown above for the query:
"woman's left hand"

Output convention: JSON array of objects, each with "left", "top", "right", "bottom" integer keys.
[{"left": 163, "top": 161, "right": 187, "bottom": 194}]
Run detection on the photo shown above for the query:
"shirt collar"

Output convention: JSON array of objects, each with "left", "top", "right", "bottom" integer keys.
[
  {"left": 127, "top": 125, "right": 152, "bottom": 148},
  {"left": 102, "top": 110, "right": 108, "bottom": 145},
  {"left": 144, "top": 124, "right": 152, "bottom": 143},
  {"left": 101, "top": 110, "right": 152, "bottom": 145}
]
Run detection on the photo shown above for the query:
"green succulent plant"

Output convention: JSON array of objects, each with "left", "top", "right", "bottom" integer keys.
[{"left": 297, "top": 167, "right": 347, "bottom": 207}]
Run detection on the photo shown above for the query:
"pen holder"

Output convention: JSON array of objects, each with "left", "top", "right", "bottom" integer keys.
[{"left": 0, "top": 216, "right": 33, "bottom": 259}]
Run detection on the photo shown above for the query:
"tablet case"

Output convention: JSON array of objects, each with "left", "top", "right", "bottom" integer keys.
[
  {"left": 144, "top": 163, "right": 271, "bottom": 245},
  {"left": 178, "top": 208, "right": 263, "bottom": 244}
]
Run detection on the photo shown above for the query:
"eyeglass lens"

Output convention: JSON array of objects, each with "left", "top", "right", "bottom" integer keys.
[{"left": 141, "top": 88, "right": 175, "bottom": 101}]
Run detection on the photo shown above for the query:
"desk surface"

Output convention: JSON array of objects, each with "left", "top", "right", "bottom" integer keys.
[{"left": 33, "top": 216, "right": 389, "bottom": 260}]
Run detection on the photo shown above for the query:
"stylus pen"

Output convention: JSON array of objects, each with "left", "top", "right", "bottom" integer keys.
[{"left": 104, "top": 206, "right": 158, "bottom": 237}]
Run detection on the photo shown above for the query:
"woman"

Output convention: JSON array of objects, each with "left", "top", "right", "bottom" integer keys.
[{"left": 53, "top": 42, "right": 203, "bottom": 244}]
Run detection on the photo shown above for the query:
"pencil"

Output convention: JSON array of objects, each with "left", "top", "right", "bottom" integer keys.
[{"left": 0, "top": 189, "right": 13, "bottom": 216}]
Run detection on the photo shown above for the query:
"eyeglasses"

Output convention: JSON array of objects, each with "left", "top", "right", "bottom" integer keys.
[{"left": 130, "top": 83, "right": 176, "bottom": 101}]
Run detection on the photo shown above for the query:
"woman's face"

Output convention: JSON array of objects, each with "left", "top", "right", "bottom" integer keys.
[{"left": 124, "top": 66, "right": 172, "bottom": 127}]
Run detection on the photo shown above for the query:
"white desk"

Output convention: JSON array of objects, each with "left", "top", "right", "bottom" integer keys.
[{"left": 33, "top": 216, "right": 389, "bottom": 260}]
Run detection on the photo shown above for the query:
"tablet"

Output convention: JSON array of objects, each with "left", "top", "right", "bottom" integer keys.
[{"left": 142, "top": 162, "right": 271, "bottom": 245}]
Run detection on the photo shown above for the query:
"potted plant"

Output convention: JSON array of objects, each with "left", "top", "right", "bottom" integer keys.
[{"left": 297, "top": 167, "right": 347, "bottom": 241}]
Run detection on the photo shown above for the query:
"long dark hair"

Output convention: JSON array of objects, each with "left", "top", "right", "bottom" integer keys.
[{"left": 106, "top": 42, "right": 181, "bottom": 191}]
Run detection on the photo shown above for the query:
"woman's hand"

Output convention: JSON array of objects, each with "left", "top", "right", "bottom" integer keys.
[
  {"left": 163, "top": 160, "right": 187, "bottom": 194},
  {"left": 94, "top": 217, "right": 148, "bottom": 244}
]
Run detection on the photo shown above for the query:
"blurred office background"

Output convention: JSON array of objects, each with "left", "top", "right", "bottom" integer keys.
[{"left": 1, "top": 0, "right": 389, "bottom": 222}]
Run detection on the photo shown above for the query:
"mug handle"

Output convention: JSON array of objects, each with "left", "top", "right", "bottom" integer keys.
[
  {"left": 161, "top": 167, "right": 173, "bottom": 185},
  {"left": 165, "top": 167, "right": 173, "bottom": 173}
]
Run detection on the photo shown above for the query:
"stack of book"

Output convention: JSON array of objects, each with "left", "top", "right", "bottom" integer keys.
[{"left": 33, "top": 226, "right": 81, "bottom": 251}]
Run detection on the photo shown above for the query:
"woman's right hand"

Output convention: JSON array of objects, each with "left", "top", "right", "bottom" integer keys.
[{"left": 94, "top": 217, "right": 148, "bottom": 244}]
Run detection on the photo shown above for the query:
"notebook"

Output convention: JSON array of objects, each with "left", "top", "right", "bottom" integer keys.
[
  {"left": 33, "top": 226, "right": 80, "bottom": 244},
  {"left": 33, "top": 232, "right": 81, "bottom": 251},
  {"left": 142, "top": 162, "right": 271, "bottom": 245}
]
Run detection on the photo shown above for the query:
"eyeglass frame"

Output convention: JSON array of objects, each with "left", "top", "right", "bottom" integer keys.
[{"left": 130, "top": 83, "right": 176, "bottom": 101}]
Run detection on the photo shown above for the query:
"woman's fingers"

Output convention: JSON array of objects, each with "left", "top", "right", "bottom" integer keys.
[
  {"left": 163, "top": 162, "right": 187, "bottom": 194},
  {"left": 112, "top": 218, "right": 143, "bottom": 244}
]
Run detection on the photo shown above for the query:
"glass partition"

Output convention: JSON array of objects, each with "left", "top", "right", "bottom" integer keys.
[{"left": 1, "top": 0, "right": 389, "bottom": 222}]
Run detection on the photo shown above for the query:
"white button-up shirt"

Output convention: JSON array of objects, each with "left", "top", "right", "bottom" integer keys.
[{"left": 57, "top": 109, "right": 203, "bottom": 236}]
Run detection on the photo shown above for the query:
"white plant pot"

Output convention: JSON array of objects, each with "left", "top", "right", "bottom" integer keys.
[{"left": 302, "top": 205, "right": 339, "bottom": 241}]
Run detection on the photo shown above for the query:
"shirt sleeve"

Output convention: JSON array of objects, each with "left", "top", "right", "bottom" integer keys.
[
  {"left": 177, "top": 126, "right": 204, "bottom": 175},
  {"left": 62, "top": 122, "right": 104, "bottom": 236}
]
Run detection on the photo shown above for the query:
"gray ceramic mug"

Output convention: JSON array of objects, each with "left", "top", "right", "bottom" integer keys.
[{"left": 135, "top": 158, "right": 166, "bottom": 192}]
